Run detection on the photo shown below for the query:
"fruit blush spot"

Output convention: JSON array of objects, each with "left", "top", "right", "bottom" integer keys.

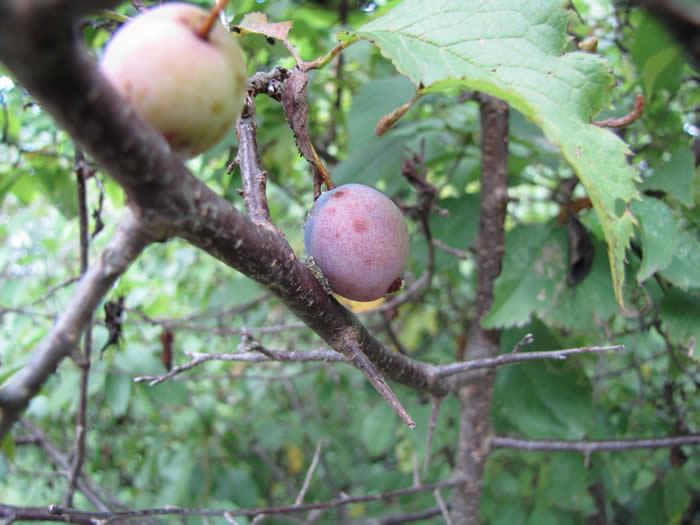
[
  {"left": 332, "top": 191, "right": 345, "bottom": 199},
  {"left": 353, "top": 219, "right": 368, "bottom": 233}
]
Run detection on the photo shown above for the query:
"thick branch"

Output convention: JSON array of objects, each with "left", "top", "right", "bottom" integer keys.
[
  {"left": 0, "top": 504, "right": 95, "bottom": 524},
  {"left": 0, "top": 211, "right": 151, "bottom": 437}
]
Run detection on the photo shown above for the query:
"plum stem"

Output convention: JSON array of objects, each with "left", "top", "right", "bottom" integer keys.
[{"left": 197, "top": 0, "right": 230, "bottom": 40}]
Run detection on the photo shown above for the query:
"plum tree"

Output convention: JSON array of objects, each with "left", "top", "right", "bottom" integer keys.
[
  {"left": 100, "top": 2, "right": 247, "bottom": 158},
  {"left": 304, "top": 184, "right": 410, "bottom": 302}
]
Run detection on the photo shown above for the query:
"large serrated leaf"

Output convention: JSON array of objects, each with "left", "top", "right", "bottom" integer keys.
[{"left": 353, "top": 0, "right": 639, "bottom": 307}]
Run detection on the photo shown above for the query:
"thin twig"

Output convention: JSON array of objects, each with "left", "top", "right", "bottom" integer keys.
[
  {"left": 511, "top": 333, "right": 534, "bottom": 353},
  {"left": 423, "top": 397, "right": 442, "bottom": 477},
  {"left": 303, "top": 35, "right": 359, "bottom": 71},
  {"left": 593, "top": 94, "right": 644, "bottom": 128},
  {"left": 295, "top": 441, "right": 323, "bottom": 505},
  {"left": 282, "top": 39, "right": 304, "bottom": 67},
  {"left": 134, "top": 357, "right": 206, "bottom": 386},
  {"left": 27, "top": 276, "right": 80, "bottom": 306},
  {"left": 29, "top": 478, "right": 466, "bottom": 522},
  {"left": 133, "top": 348, "right": 349, "bottom": 385},
  {"left": 431, "top": 239, "right": 470, "bottom": 259},
  {"left": 433, "top": 489, "right": 453, "bottom": 525},
  {"left": 64, "top": 146, "right": 93, "bottom": 508},
  {"left": 491, "top": 434, "right": 700, "bottom": 452},
  {"left": 438, "top": 344, "right": 626, "bottom": 379}
]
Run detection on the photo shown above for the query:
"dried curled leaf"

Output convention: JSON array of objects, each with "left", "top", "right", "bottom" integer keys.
[{"left": 236, "top": 12, "right": 293, "bottom": 40}]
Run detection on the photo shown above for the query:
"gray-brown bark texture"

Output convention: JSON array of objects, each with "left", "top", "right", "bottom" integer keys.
[{"left": 451, "top": 95, "right": 509, "bottom": 524}]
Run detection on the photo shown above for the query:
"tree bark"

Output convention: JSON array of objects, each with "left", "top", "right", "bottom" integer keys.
[{"left": 451, "top": 94, "right": 509, "bottom": 524}]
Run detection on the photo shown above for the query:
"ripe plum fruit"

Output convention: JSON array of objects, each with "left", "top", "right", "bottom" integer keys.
[{"left": 304, "top": 184, "right": 409, "bottom": 302}]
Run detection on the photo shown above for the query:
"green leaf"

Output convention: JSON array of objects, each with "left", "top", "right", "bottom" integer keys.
[
  {"left": 660, "top": 288, "right": 700, "bottom": 360},
  {"left": 663, "top": 468, "right": 690, "bottom": 524},
  {"left": 361, "top": 403, "right": 396, "bottom": 456},
  {"left": 0, "top": 433, "right": 15, "bottom": 461},
  {"left": 541, "top": 236, "right": 619, "bottom": 332},
  {"left": 633, "top": 469, "right": 656, "bottom": 492},
  {"left": 347, "top": 76, "right": 416, "bottom": 150},
  {"left": 660, "top": 229, "right": 700, "bottom": 290},
  {"left": 28, "top": 157, "right": 78, "bottom": 218},
  {"left": 491, "top": 502, "right": 527, "bottom": 525},
  {"left": 484, "top": 224, "right": 562, "bottom": 328},
  {"left": 354, "top": 0, "right": 639, "bottom": 307},
  {"left": 631, "top": 198, "right": 676, "bottom": 282},
  {"left": 485, "top": 223, "right": 618, "bottom": 332},
  {"left": 493, "top": 361, "right": 591, "bottom": 439},
  {"left": 636, "top": 485, "right": 667, "bottom": 525},
  {"left": 526, "top": 506, "right": 559, "bottom": 525},
  {"left": 640, "top": 145, "right": 695, "bottom": 208},
  {"left": 424, "top": 194, "right": 480, "bottom": 272},
  {"left": 545, "top": 453, "right": 592, "bottom": 510},
  {"left": 630, "top": 11, "right": 684, "bottom": 99},
  {"left": 493, "top": 322, "right": 596, "bottom": 439},
  {"left": 105, "top": 372, "right": 132, "bottom": 418},
  {"left": 226, "top": 467, "right": 259, "bottom": 508},
  {"left": 0, "top": 172, "right": 22, "bottom": 205}
]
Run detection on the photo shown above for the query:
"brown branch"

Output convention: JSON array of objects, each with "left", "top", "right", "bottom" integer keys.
[
  {"left": 423, "top": 397, "right": 442, "bottom": 476},
  {"left": 0, "top": 210, "right": 152, "bottom": 438},
  {"left": 133, "top": 348, "right": 348, "bottom": 386},
  {"left": 0, "top": 503, "right": 95, "bottom": 524},
  {"left": 351, "top": 505, "right": 449, "bottom": 525},
  {"left": 282, "top": 39, "right": 304, "bottom": 67},
  {"left": 452, "top": 94, "right": 509, "bottom": 525},
  {"left": 437, "top": 344, "right": 626, "bottom": 379},
  {"left": 491, "top": 434, "right": 700, "bottom": 453},
  {"left": 236, "top": 93, "right": 275, "bottom": 229},
  {"left": 64, "top": 147, "right": 94, "bottom": 508},
  {"left": 22, "top": 478, "right": 466, "bottom": 522},
  {"left": 431, "top": 239, "right": 470, "bottom": 259},
  {"left": 593, "top": 94, "right": 644, "bottom": 128},
  {"left": 295, "top": 440, "right": 323, "bottom": 505}
]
